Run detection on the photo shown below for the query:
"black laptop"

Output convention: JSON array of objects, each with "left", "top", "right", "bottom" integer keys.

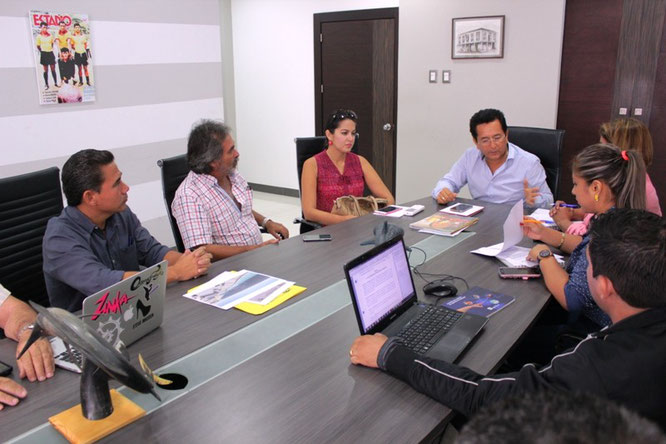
[{"left": 344, "top": 235, "right": 487, "bottom": 362}]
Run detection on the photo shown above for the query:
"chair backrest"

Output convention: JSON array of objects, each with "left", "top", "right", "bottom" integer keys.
[
  {"left": 0, "top": 167, "right": 63, "bottom": 307},
  {"left": 508, "top": 126, "right": 565, "bottom": 200},
  {"left": 294, "top": 134, "right": 360, "bottom": 193},
  {"left": 294, "top": 135, "right": 359, "bottom": 234},
  {"left": 157, "top": 154, "right": 189, "bottom": 252}
]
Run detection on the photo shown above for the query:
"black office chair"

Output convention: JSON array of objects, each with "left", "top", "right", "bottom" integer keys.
[
  {"left": 507, "top": 126, "right": 565, "bottom": 201},
  {"left": 157, "top": 154, "right": 268, "bottom": 250},
  {"left": 0, "top": 167, "right": 63, "bottom": 307},
  {"left": 157, "top": 154, "right": 189, "bottom": 252},
  {"left": 294, "top": 134, "right": 360, "bottom": 234}
]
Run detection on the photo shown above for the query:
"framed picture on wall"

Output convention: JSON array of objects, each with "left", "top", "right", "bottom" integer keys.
[{"left": 452, "top": 15, "right": 505, "bottom": 59}]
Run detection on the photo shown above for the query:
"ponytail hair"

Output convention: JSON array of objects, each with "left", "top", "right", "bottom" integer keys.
[{"left": 572, "top": 143, "right": 646, "bottom": 210}]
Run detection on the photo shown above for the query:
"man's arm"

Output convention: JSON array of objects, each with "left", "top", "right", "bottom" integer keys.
[
  {"left": 0, "top": 294, "right": 54, "bottom": 382},
  {"left": 252, "top": 210, "right": 289, "bottom": 240},
  {"left": 431, "top": 152, "right": 468, "bottom": 200},
  {"left": 191, "top": 242, "right": 276, "bottom": 262},
  {"left": 352, "top": 334, "right": 606, "bottom": 418},
  {"left": 163, "top": 248, "right": 212, "bottom": 282},
  {"left": 524, "top": 160, "right": 553, "bottom": 208}
]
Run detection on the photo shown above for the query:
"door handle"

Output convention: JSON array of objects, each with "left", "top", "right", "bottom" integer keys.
[{"left": 383, "top": 123, "right": 392, "bottom": 131}]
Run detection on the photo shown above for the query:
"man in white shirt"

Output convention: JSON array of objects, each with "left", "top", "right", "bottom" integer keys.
[{"left": 432, "top": 108, "right": 553, "bottom": 207}]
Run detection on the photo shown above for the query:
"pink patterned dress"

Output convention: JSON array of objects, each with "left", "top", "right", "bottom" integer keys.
[{"left": 314, "top": 151, "right": 365, "bottom": 213}]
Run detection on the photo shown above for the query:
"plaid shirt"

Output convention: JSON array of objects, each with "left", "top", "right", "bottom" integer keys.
[{"left": 172, "top": 170, "right": 262, "bottom": 249}]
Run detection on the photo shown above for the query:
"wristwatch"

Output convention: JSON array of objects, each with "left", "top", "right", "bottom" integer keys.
[{"left": 538, "top": 249, "right": 553, "bottom": 262}]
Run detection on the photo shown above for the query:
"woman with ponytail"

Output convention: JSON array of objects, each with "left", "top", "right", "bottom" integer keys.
[
  {"left": 523, "top": 144, "right": 646, "bottom": 328},
  {"left": 552, "top": 118, "right": 661, "bottom": 235}
]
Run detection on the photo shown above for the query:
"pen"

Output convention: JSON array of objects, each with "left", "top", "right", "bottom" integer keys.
[
  {"left": 520, "top": 219, "right": 542, "bottom": 225},
  {"left": 551, "top": 203, "right": 580, "bottom": 208}
]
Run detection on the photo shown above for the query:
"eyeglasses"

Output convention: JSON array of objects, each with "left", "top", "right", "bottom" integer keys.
[
  {"left": 478, "top": 134, "right": 506, "bottom": 146},
  {"left": 331, "top": 110, "right": 358, "bottom": 121}
]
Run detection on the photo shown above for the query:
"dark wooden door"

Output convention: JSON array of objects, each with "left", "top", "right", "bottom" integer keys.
[
  {"left": 557, "top": 0, "right": 666, "bottom": 205},
  {"left": 648, "top": 7, "right": 666, "bottom": 203},
  {"left": 314, "top": 8, "right": 398, "bottom": 194},
  {"left": 556, "top": 0, "right": 623, "bottom": 203}
]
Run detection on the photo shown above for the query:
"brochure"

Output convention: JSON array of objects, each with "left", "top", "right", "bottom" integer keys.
[
  {"left": 185, "top": 270, "right": 294, "bottom": 310},
  {"left": 441, "top": 286, "right": 515, "bottom": 317}
]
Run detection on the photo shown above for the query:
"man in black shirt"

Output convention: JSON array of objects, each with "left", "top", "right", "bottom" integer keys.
[{"left": 350, "top": 209, "right": 666, "bottom": 429}]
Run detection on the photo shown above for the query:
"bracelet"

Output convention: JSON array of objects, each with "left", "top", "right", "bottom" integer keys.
[
  {"left": 261, "top": 217, "right": 271, "bottom": 229},
  {"left": 17, "top": 322, "right": 35, "bottom": 339},
  {"left": 557, "top": 232, "right": 566, "bottom": 249}
]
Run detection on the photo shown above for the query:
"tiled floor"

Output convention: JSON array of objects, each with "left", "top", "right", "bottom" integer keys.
[{"left": 253, "top": 191, "right": 303, "bottom": 239}]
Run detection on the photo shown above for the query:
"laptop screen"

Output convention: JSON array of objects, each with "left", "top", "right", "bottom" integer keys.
[
  {"left": 346, "top": 238, "right": 415, "bottom": 333},
  {"left": 82, "top": 261, "right": 167, "bottom": 346}
]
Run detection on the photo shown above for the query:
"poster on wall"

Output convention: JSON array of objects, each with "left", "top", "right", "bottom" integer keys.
[{"left": 29, "top": 10, "right": 96, "bottom": 105}]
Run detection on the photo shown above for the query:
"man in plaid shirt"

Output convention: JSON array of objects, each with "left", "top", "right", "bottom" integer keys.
[{"left": 172, "top": 120, "right": 289, "bottom": 261}]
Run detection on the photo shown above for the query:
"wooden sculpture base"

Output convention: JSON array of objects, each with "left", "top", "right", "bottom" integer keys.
[{"left": 48, "top": 389, "right": 145, "bottom": 444}]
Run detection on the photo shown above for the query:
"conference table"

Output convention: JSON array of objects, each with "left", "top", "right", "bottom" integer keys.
[{"left": 0, "top": 197, "right": 553, "bottom": 443}]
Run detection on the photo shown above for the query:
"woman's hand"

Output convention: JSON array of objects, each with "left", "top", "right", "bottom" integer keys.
[
  {"left": 527, "top": 244, "right": 551, "bottom": 262},
  {"left": 550, "top": 201, "right": 574, "bottom": 230},
  {"left": 522, "top": 219, "right": 546, "bottom": 240}
]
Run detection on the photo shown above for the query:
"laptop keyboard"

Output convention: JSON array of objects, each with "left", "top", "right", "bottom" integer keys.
[{"left": 397, "top": 305, "right": 462, "bottom": 355}]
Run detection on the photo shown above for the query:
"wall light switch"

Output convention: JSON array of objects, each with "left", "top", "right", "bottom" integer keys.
[
  {"left": 634, "top": 108, "right": 643, "bottom": 116},
  {"left": 442, "top": 70, "right": 451, "bottom": 83},
  {"left": 619, "top": 107, "right": 628, "bottom": 115},
  {"left": 429, "top": 70, "right": 437, "bottom": 83}
]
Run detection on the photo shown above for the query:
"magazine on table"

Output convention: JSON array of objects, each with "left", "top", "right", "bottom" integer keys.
[
  {"left": 409, "top": 212, "right": 479, "bottom": 237},
  {"left": 441, "top": 286, "right": 515, "bottom": 317}
]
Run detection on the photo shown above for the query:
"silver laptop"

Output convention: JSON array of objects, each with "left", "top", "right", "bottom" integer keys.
[
  {"left": 82, "top": 261, "right": 167, "bottom": 347},
  {"left": 344, "top": 236, "right": 487, "bottom": 363}
]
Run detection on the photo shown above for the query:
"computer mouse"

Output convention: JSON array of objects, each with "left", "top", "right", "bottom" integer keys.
[{"left": 423, "top": 279, "right": 458, "bottom": 298}]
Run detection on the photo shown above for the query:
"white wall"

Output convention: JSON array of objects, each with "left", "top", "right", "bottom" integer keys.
[
  {"left": 0, "top": 0, "right": 224, "bottom": 248},
  {"left": 395, "top": 0, "right": 566, "bottom": 202},
  {"left": 230, "top": 0, "right": 398, "bottom": 191}
]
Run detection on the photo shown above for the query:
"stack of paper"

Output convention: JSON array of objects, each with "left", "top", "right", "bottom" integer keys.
[
  {"left": 471, "top": 200, "right": 564, "bottom": 267},
  {"left": 184, "top": 270, "right": 294, "bottom": 310}
]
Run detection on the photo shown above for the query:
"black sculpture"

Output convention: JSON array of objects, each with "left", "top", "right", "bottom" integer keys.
[{"left": 18, "top": 303, "right": 160, "bottom": 420}]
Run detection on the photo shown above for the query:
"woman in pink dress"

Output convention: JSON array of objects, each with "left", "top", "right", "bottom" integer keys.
[
  {"left": 301, "top": 109, "right": 394, "bottom": 226},
  {"left": 552, "top": 117, "right": 661, "bottom": 234}
]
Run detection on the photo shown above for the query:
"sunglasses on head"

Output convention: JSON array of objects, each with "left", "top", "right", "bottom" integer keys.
[{"left": 332, "top": 110, "right": 358, "bottom": 121}]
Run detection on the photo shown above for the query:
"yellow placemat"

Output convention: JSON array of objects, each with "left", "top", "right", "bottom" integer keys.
[
  {"left": 49, "top": 389, "right": 145, "bottom": 444},
  {"left": 235, "top": 285, "right": 306, "bottom": 315}
]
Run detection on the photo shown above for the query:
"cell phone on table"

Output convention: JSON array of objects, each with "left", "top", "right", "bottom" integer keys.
[
  {"left": 375, "top": 205, "right": 400, "bottom": 214},
  {"left": 498, "top": 267, "right": 541, "bottom": 279},
  {"left": 0, "top": 359, "right": 12, "bottom": 377},
  {"left": 302, "top": 234, "right": 332, "bottom": 242},
  {"left": 449, "top": 203, "right": 474, "bottom": 213}
]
